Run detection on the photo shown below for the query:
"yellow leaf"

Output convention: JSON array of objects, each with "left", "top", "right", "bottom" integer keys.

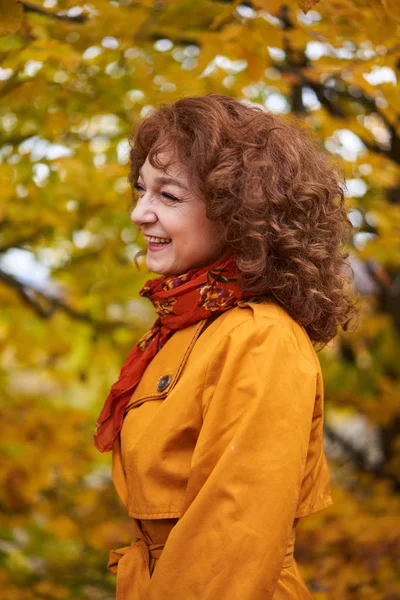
[
  {"left": 296, "top": 0, "right": 321, "bottom": 13},
  {"left": 381, "top": 0, "right": 400, "bottom": 21},
  {"left": 210, "top": 0, "right": 241, "bottom": 31},
  {"left": 287, "top": 28, "right": 312, "bottom": 51},
  {"left": 0, "top": 0, "right": 23, "bottom": 35},
  {"left": 253, "top": 0, "right": 298, "bottom": 13},
  {"left": 18, "top": 39, "right": 81, "bottom": 69}
]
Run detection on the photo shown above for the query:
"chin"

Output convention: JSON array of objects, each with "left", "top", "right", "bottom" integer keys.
[
  {"left": 146, "top": 260, "right": 169, "bottom": 276},
  {"left": 147, "top": 264, "right": 164, "bottom": 275},
  {"left": 146, "top": 255, "right": 212, "bottom": 276}
]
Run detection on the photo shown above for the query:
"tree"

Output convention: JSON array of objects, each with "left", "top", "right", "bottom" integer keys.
[{"left": 1, "top": 0, "right": 399, "bottom": 598}]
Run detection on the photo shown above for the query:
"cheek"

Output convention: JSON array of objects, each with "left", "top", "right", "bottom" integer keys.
[
  {"left": 161, "top": 210, "right": 185, "bottom": 238},
  {"left": 166, "top": 205, "right": 221, "bottom": 253},
  {"left": 194, "top": 224, "right": 221, "bottom": 257}
]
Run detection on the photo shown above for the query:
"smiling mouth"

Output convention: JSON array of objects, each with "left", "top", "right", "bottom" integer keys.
[{"left": 145, "top": 235, "right": 172, "bottom": 246}]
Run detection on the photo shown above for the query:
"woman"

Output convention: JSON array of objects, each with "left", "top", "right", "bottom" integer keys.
[{"left": 94, "top": 94, "right": 357, "bottom": 599}]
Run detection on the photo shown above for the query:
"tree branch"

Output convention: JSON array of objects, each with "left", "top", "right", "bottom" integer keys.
[
  {"left": 21, "top": 1, "right": 88, "bottom": 23},
  {"left": 280, "top": 65, "right": 400, "bottom": 164},
  {"left": 0, "top": 268, "right": 130, "bottom": 331},
  {"left": 272, "top": 4, "right": 400, "bottom": 164}
]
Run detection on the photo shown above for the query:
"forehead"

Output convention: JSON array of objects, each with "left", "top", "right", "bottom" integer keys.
[{"left": 142, "top": 152, "right": 188, "bottom": 181}]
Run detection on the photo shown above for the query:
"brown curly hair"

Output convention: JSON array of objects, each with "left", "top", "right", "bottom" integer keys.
[{"left": 128, "top": 94, "right": 358, "bottom": 344}]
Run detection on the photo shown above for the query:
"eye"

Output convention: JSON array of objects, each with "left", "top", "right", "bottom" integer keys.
[
  {"left": 133, "top": 182, "right": 145, "bottom": 194},
  {"left": 161, "top": 191, "right": 182, "bottom": 203}
]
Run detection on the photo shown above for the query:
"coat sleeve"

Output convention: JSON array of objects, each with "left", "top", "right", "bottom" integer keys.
[{"left": 146, "top": 316, "right": 319, "bottom": 600}]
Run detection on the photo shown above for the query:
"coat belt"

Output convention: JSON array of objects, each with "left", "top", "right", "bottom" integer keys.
[
  {"left": 108, "top": 528, "right": 295, "bottom": 598},
  {"left": 108, "top": 538, "right": 164, "bottom": 600}
]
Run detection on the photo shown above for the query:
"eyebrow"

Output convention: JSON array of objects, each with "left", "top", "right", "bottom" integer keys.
[{"left": 138, "top": 170, "right": 188, "bottom": 191}]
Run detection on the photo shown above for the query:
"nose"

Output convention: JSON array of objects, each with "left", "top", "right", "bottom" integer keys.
[{"left": 130, "top": 193, "right": 157, "bottom": 227}]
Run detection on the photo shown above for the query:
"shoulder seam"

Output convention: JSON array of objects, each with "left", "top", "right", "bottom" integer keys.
[{"left": 202, "top": 314, "right": 317, "bottom": 400}]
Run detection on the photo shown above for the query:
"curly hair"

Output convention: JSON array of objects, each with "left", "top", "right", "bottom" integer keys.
[{"left": 128, "top": 94, "right": 358, "bottom": 345}]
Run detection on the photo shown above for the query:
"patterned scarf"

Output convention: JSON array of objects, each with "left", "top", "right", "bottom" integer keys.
[{"left": 94, "top": 255, "right": 244, "bottom": 452}]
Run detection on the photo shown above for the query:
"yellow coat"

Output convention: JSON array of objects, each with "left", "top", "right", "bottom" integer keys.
[{"left": 110, "top": 300, "right": 333, "bottom": 599}]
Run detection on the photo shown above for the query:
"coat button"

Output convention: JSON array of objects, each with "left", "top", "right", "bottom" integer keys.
[{"left": 157, "top": 375, "right": 171, "bottom": 392}]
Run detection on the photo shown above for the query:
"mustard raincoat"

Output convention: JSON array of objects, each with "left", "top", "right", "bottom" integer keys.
[{"left": 109, "top": 300, "right": 333, "bottom": 599}]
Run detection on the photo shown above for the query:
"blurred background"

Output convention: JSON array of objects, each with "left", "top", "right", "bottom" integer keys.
[{"left": 0, "top": 0, "right": 399, "bottom": 598}]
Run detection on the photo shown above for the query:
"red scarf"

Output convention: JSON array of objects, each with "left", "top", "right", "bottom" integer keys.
[{"left": 94, "top": 255, "right": 244, "bottom": 452}]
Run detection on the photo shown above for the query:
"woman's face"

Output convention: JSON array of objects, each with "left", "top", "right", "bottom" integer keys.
[{"left": 130, "top": 153, "right": 224, "bottom": 275}]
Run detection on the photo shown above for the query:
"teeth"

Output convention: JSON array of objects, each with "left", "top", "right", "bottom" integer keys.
[{"left": 146, "top": 235, "right": 171, "bottom": 244}]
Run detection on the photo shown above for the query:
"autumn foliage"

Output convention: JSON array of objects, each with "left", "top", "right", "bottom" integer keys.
[{"left": 0, "top": 0, "right": 399, "bottom": 598}]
